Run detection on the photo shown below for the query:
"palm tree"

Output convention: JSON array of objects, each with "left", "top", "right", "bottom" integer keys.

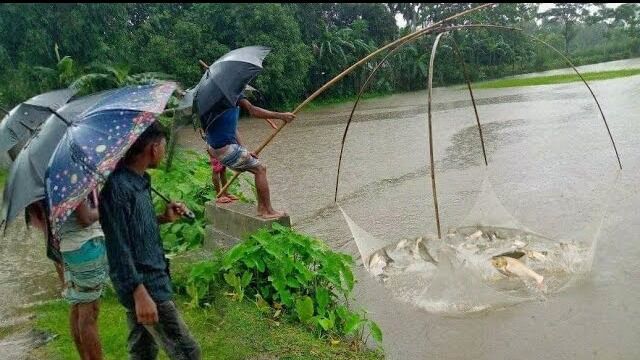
[{"left": 311, "top": 24, "right": 376, "bottom": 94}]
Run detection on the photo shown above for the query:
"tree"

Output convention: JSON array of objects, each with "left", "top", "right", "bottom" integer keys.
[
  {"left": 387, "top": 3, "right": 420, "bottom": 30},
  {"left": 613, "top": 3, "right": 640, "bottom": 36},
  {"left": 32, "top": 44, "right": 79, "bottom": 89},
  {"left": 538, "top": 3, "right": 590, "bottom": 55},
  {"left": 70, "top": 63, "right": 173, "bottom": 95}
]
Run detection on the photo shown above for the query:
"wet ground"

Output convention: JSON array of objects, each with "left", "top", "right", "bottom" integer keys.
[
  {"left": 0, "top": 210, "right": 60, "bottom": 359},
  {"left": 2, "top": 57, "right": 639, "bottom": 359}
]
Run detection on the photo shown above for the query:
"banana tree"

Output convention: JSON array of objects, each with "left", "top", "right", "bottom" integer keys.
[
  {"left": 32, "top": 44, "right": 79, "bottom": 89},
  {"left": 70, "top": 63, "right": 174, "bottom": 95}
]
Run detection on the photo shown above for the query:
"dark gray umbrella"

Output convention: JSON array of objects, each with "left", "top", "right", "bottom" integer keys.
[
  {"left": 0, "top": 91, "right": 104, "bottom": 225},
  {"left": 194, "top": 46, "right": 270, "bottom": 120},
  {"left": 0, "top": 88, "right": 77, "bottom": 156},
  {"left": 1, "top": 83, "right": 184, "bottom": 228},
  {"left": 178, "top": 84, "right": 258, "bottom": 115}
]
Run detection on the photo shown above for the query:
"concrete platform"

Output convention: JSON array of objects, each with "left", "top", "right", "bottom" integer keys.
[{"left": 203, "top": 200, "right": 290, "bottom": 250}]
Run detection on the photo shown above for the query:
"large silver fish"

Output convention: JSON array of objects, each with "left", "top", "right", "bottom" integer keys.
[
  {"left": 491, "top": 256, "right": 544, "bottom": 288},
  {"left": 412, "top": 237, "right": 438, "bottom": 264},
  {"left": 368, "top": 249, "right": 393, "bottom": 277}
]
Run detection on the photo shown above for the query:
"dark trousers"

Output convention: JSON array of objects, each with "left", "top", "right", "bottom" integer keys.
[{"left": 126, "top": 301, "right": 201, "bottom": 360}]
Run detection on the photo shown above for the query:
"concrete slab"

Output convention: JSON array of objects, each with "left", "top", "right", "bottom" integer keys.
[{"left": 204, "top": 200, "right": 290, "bottom": 249}]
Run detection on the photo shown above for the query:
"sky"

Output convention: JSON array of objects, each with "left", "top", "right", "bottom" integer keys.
[{"left": 394, "top": 3, "right": 625, "bottom": 28}]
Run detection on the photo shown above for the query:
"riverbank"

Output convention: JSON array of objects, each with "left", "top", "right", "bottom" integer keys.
[
  {"left": 273, "top": 59, "right": 640, "bottom": 113},
  {"left": 473, "top": 68, "right": 640, "bottom": 89},
  {"left": 31, "top": 294, "right": 382, "bottom": 360},
  {"left": 29, "top": 251, "right": 383, "bottom": 360}
]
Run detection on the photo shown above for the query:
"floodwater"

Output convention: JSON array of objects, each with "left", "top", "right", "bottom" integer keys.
[
  {"left": 1, "top": 57, "right": 639, "bottom": 359},
  {"left": 178, "top": 57, "right": 640, "bottom": 359}
]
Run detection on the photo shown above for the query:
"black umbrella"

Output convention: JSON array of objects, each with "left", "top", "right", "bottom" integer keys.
[
  {"left": 194, "top": 46, "right": 270, "bottom": 121},
  {"left": 0, "top": 88, "right": 77, "bottom": 156},
  {"left": 0, "top": 91, "right": 104, "bottom": 225},
  {"left": 0, "top": 83, "right": 183, "bottom": 227}
]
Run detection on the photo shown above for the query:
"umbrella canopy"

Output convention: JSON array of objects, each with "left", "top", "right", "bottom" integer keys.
[
  {"left": 0, "top": 88, "right": 77, "bottom": 154},
  {"left": 45, "top": 82, "right": 176, "bottom": 234},
  {"left": 1, "top": 92, "right": 102, "bottom": 225},
  {"left": 178, "top": 84, "right": 259, "bottom": 115},
  {"left": 0, "top": 83, "right": 175, "bottom": 228},
  {"left": 194, "top": 46, "right": 270, "bottom": 119}
]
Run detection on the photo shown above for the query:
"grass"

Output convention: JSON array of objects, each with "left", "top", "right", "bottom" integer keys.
[
  {"left": 304, "top": 91, "right": 391, "bottom": 112},
  {"left": 29, "top": 254, "right": 383, "bottom": 360},
  {"left": 31, "top": 294, "right": 382, "bottom": 360},
  {"left": 0, "top": 168, "right": 7, "bottom": 187},
  {"left": 473, "top": 68, "right": 640, "bottom": 89}
]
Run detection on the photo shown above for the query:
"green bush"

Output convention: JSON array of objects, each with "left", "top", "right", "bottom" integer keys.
[
  {"left": 149, "top": 149, "right": 255, "bottom": 253},
  {"left": 187, "top": 223, "right": 383, "bottom": 348}
]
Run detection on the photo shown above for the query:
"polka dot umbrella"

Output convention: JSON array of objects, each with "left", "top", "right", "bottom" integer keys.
[
  {"left": 0, "top": 82, "right": 177, "bottom": 237},
  {"left": 1, "top": 90, "right": 109, "bottom": 227},
  {"left": 43, "top": 82, "right": 177, "bottom": 236}
]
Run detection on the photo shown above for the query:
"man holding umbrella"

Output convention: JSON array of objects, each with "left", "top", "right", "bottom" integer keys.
[
  {"left": 196, "top": 46, "right": 294, "bottom": 219},
  {"left": 8, "top": 82, "right": 196, "bottom": 359},
  {"left": 205, "top": 94, "right": 294, "bottom": 218}
]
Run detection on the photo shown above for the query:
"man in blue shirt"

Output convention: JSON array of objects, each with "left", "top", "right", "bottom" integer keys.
[
  {"left": 203, "top": 95, "right": 295, "bottom": 219},
  {"left": 99, "top": 122, "right": 200, "bottom": 359}
]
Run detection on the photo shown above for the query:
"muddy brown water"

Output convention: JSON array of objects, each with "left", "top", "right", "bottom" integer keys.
[{"left": 3, "top": 58, "right": 640, "bottom": 359}]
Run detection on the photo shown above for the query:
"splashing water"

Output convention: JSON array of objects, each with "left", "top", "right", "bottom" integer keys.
[{"left": 340, "top": 205, "right": 599, "bottom": 315}]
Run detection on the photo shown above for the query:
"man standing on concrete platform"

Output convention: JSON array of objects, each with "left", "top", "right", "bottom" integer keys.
[{"left": 204, "top": 94, "right": 294, "bottom": 219}]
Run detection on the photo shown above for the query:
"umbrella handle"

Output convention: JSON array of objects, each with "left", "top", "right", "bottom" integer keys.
[{"left": 150, "top": 187, "right": 196, "bottom": 220}]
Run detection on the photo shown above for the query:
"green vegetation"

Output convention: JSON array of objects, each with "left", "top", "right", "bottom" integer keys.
[
  {"left": 148, "top": 149, "right": 255, "bottom": 254},
  {"left": 474, "top": 68, "right": 640, "bottom": 89},
  {"left": 32, "top": 284, "right": 382, "bottom": 360},
  {"left": 0, "top": 168, "right": 6, "bottom": 187},
  {"left": 2, "top": 4, "right": 640, "bottom": 111},
  {"left": 31, "top": 228, "right": 384, "bottom": 359},
  {"left": 187, "top": 224, "right": 382, "bottom": 348}
]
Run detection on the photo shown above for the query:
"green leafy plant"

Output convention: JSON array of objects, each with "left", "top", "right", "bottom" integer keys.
[
  {"left": 149, "top": 149, "right": 255, "bottom": 253},
  {"left": 70, "top": 63, "right": 174, "bottom": 96},
  {"left": 186, "top": 223, "right": 383, "bottom": 348}
]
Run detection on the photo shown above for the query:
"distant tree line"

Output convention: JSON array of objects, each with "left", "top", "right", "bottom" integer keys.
[{"left": 1, "top": 3, "right": 638, "bottom": 110}]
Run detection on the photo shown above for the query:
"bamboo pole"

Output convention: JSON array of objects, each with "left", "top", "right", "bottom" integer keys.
[
  {"left": 328, "top": 21, "right": 622, "bottom": 241},
  {"left": 334, "top": 37, "right": 417, "bottom": 202},
  {"left": 333, "top": 30, "right": 492, "bottom": 203},
  {"left": 449, "top": 35, "right": 488, "bottom": 166},
  {"left": 331, "top": 23, "right": 621, "bottom": 240},
  {"left": 436, "top": 23, "right": 622, "bottom": 169},
  {"left": 427, "top": 32, "right": 446, "bottom": 239},
  {"left": 217, "top": 3, "right": 497, "bottom": 197}
]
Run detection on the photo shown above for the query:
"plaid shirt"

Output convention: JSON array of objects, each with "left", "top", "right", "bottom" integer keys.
[{"left": 99, "top": 166, "right": 171, "bottom": 309}]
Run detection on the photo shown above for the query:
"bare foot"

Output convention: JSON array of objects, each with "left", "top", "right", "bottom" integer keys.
[
  {"left": 258, "top": 209, "right": 287, "bottom": 219},
  {"left": 216, "top": 196, "right": 233, "bottom": 204},
  {"left": 225, "top": 194, "right": 239, "bottom": 201}
]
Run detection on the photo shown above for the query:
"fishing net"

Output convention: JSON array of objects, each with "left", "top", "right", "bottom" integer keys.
[{"left": 338, "top": 86, "right": 620, "bottom": 315}]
